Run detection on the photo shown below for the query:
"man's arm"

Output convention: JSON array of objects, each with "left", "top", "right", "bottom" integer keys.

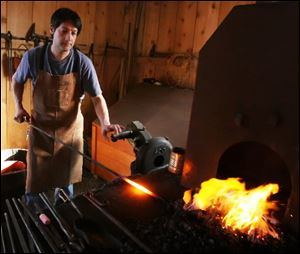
[
  {"left": 91, "top": 93, "right": 123, "bottom": 139},
  {"left": 12, "top": 73, "right": 30, "bottom": 123}
]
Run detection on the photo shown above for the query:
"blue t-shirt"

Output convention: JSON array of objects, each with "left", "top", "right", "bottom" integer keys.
[{"left": 14, "top": 43, "right": 101, "bottom": 98}]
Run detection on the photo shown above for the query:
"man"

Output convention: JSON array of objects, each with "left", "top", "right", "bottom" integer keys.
[{"left": 12, "top": 8, "right": 123, "bottom": 206}]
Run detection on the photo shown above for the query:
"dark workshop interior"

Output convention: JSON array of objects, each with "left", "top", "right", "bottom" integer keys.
[{"left": 1, "top": 1, "right": 299, "bottom": 253}]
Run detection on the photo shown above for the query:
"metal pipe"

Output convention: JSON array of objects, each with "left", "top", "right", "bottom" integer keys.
[
  {"left": 1, "top": 225, "right": 7, "bottom": 253},
  {"left": 33, "top": 202, "right": 71, "bottom": 252},
  {"left": 11, "top": 198, "right": 44, "bottom": 253},
  {"left": 5, "top": 199, "right": 30, "bottom": 253},
  {"left": 47, "top": 223, "right": 72, "bottom": 253},
  {"left": 38, "top": 192, "right": 84, "bottom": 252},
  {"left": 4, "top": 212, "right": 16, "bottom": 253},
  {"left": 83, "top": 193, "right": 153, "bottom": 253},
  {"left": 38, "top": 192, "right": 75, "bottom": 241},
  {"left": 17, "top": 198, "right": 59, "bottom": 253}
]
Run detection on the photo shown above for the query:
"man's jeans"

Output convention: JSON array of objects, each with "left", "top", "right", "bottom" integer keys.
[{"left": 25, "top": 184, "right": 74, "bottom": 211}]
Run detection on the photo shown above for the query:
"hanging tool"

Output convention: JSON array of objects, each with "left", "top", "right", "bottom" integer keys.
[
  {"left": 1, "top": 31, "right": 13, "bottom": 79},
  {"left": 149, "top": 43, "right": 173, "bottom": 58},
  {"left": 1, "top": 30, "right": 32, "bottom": 74},
  {"left": 25, "top": 23, "right": 50, "bottom": 47}
]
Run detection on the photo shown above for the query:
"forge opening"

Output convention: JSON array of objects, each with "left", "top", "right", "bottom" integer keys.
[{"left": 216, "top": 141, "right": 292, "bottom": 221}]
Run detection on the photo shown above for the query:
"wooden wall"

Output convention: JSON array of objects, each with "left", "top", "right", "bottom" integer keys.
[
  {"left": 1, "top": 1, "right": 254, "bottom": 149},
  {"left": 131, "top": 1, "right": 255, "bottom": 90}
]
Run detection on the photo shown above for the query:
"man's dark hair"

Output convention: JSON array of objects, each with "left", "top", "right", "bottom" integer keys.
[{"left": 51, "top": 8, "right": 82, "bottom": 35}]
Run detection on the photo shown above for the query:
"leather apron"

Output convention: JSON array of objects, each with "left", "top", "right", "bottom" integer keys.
[{"left": 26, "top": 50, "right": 83, "bottom": 193}]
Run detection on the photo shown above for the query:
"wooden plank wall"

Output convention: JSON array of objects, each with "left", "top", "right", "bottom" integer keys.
[
  {"left": 1, "top": 1, "right": 254, "bottom": 150},
  {"left": 131, "top": 1, "right": 255, "bottom": 90},
  {"left": 1, "top": 1, "right": 34, "bottom": 149}
]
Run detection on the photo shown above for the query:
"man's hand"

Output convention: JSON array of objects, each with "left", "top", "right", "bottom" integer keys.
[
  {"left": 91, "top": 94, "right": 124, "bottom": 140},
  {"left": 12, "top": 74, "right": 30, "bottom": 123},
  {"left": 14, "top": 107, "right": 30, "bottom": 123},
  {"left": 102, "top": 124, "right": 124, "bottom": 140}
]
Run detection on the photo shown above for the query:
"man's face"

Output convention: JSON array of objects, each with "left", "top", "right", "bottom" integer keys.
[{"left": 51, "top": 21, "right": 78, "bottom": 52}]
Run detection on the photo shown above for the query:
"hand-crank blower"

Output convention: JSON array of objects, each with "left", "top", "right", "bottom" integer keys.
[{"left": 111, "top": 121, "right": 173, "bottom": 175}]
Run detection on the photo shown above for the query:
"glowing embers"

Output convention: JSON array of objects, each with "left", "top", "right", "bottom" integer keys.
[{"left": 183, "top": 177, "right": 280, "bottom": 240}]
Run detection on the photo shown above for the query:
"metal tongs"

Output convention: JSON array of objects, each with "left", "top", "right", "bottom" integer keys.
[{"left": 57, "top": 188, "right": 83, "bottom": 218}]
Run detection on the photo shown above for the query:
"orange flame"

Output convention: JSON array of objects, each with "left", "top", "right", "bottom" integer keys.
[
  {"left": 183, "top": 178, "right": 280, "bottom": 239},
  {"left": 122, "top": 177, "right": 158, "bottom": 199}
]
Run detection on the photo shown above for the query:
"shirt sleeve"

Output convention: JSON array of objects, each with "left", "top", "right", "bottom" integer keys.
[
  {"left": 80, "top": 54, "right": 102, "bottom": 97},
  {"left": 13, "top": 51, "right": 32, "bottom": 84}
]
